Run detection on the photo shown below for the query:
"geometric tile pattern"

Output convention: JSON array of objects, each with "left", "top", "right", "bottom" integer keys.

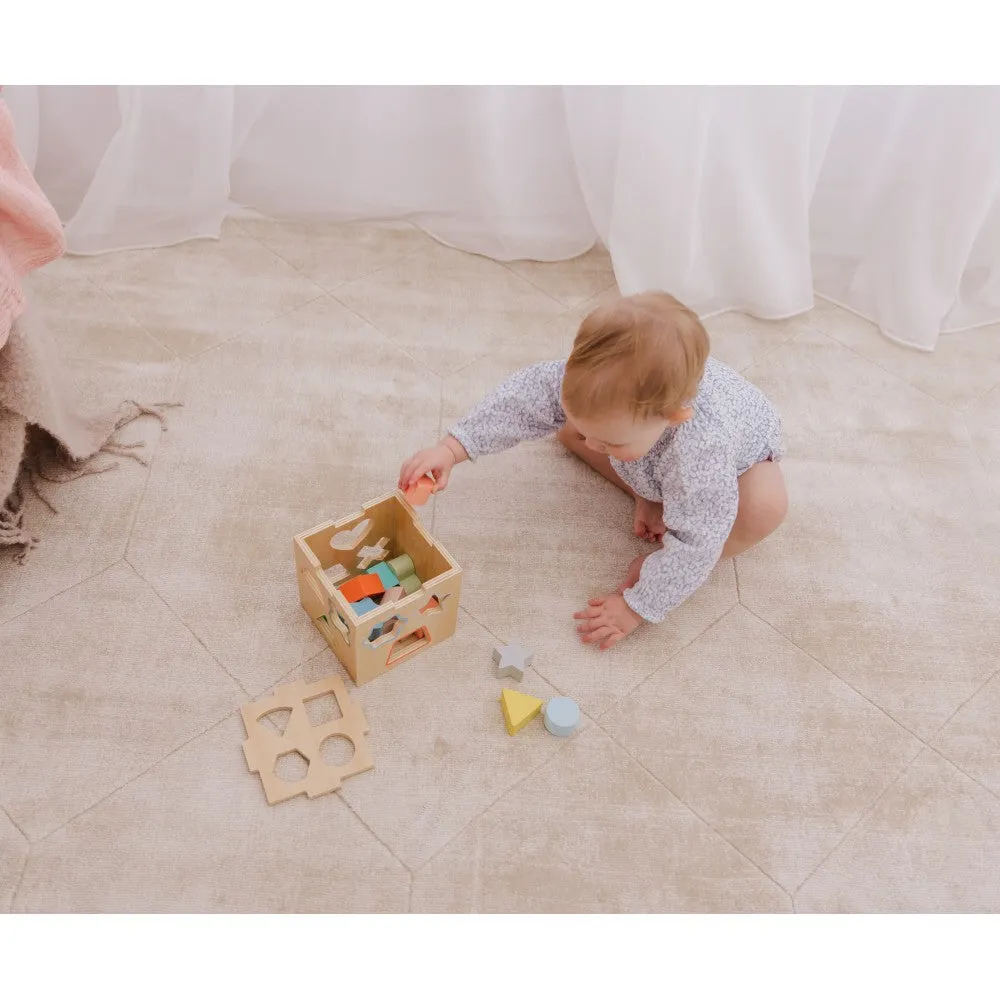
[{"left": 4, "top": 219, "right": 1000, "bottom": 911}]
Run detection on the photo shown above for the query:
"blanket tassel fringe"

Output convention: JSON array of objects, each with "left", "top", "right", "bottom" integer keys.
[{"left": 1, "top": 401, "right": 182, "bottom": 563}]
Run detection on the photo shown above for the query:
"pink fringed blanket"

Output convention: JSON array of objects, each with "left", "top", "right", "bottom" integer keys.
[
  {"left": 0, "top": 95, "right": 177, "bottom": 559},
  {"left": 0, "top": 98, "right": 65, "bottom": 349}
]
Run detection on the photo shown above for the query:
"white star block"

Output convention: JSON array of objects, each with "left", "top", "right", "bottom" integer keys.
[{"left": 492, "top": 641, "right": 534, "bottom": 681}]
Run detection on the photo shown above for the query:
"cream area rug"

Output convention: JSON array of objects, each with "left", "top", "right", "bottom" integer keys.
[{"left": 2, "top": 216, "right": 1000, "bottom": 913}]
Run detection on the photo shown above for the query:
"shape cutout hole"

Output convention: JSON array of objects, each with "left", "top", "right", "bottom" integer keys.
[
  {"left": 387, "top": 626, "right": 431, "bottom": 665},
  {"left": 304, "top": 691, "right": 344, "bottom": 727},
  {"left": 356, "top": 536, "right": 390, "bottom": 569},
  {"left": 331, "top": 519, "right": 372, "bottom": 551},
  {"left": 274, "top": 749, "right": 309, "bottom": 783},
  {"left": 319, "top": 734, "right": 356, "bottom": 768},
  {"left": 258, "top": 708, "right": 292, "bottom": 736},
  {"left": 420, "top": 596, "right": 443, "bottom": 614},
  {"left": 369, "top": 615, "right": 402, "bottom": 643}
]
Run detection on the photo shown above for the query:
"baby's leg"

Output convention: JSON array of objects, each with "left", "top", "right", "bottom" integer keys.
[
  {"left": 557, "top": 423, "right": 665, "bottom": 540},
  {"left": 720, "top": 459, "right": 787, "bottom": 559},
  {"left": 617, "top": 459, "right": 787, "bottom": 591},
  {"left": 556, "top": 423, "right": 666, "bottom": 542}
]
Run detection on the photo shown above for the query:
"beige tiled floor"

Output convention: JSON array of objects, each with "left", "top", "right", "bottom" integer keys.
[{"left": 3, "top": 220, "right": 1000, "bottom": 912}]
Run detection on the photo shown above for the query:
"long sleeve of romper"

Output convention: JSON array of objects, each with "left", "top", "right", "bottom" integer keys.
[
  {"left": 448, "top": 360, "right": 568, "bottom": 460},
  {"left": 621, "top": 427, "right": 740, "bottom": 624}
]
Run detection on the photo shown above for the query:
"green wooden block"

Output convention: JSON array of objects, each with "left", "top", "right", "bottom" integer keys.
[{"left": 387, "top": 553, "right": 414, "bottom": 579}]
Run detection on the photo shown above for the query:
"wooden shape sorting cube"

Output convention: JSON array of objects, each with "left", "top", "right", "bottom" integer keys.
[{"left": 294, "top": 490, "right": 462, "bottom": 686}]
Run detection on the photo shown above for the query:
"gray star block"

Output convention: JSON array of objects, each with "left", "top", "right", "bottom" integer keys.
[{"left": 492, "top": 641, "right": 534, "bottom": 681}]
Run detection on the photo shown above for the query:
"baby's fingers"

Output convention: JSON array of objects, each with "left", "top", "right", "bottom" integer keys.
[
  {"left": 598, "top": 630, "right": 625, "bottom": 651},
  {"left": 575, "top": 613, "right": 609, "bottom": 634},
  {"left": 580, "top": 625, "right": 615, "bottom": 645},
  {"left": 401, "top": 458, "right": 432, "bottom": 489},
  {"left": 398, "top": 456, "right": 421, "bottom": 488}
]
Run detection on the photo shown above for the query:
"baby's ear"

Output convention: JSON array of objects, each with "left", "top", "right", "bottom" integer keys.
[{"left": 667, "top": 406, "right": 694, "bottom": 425}]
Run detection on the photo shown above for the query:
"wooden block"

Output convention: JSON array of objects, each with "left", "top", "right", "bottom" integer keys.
[
  {"left": 369, "top": 561, "right": 399, "bottom": 590},
  {"left": 399, "top": 574, "right": 422, "bottom": 595},
  {"left": 338, "top": 573, "right": 384, "bottom": 603},
  {"left": 387, "top": 553, "right": 414, "bottom": 579},
  {"left": 493, "top": 640, "right": 533, "bottom": 681},
  {"left": 241, "top": 674, "right": 374, "bottom": 805},
  {"left": 381, "top": 585, "right": 406, "bottom": 605},
  {"left": 500, "top": 689, "right": 543, "bottom": 736},
  {"left": 351, "top": 597, "right": 379, "bottom": 616},
  {"left": 543, "top": 696, "right": 581, "bottom": 738},
  {"left": 404, "top": 474, "right": 437, "bottom": 506}
]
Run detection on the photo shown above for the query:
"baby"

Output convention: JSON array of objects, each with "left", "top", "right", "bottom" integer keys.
[{"left": 398, "top": 292, "right": 788, "bottom": 650}]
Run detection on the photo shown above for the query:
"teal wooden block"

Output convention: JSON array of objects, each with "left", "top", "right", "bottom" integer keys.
[
  {"left": 543, "top": 696, "right": 581, "bottom": 737},
  {"left": 350, "top": 597, "right": 379, "bottom": 616},
  {"left": 369, "top": 561, "right": 399, "bottom": 590}
]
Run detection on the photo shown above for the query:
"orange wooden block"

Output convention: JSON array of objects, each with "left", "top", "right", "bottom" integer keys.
[
  {"left": 338, "top": 573, "right": 384, "bottom": 603},
  {"left": 404, "top": 475, "right": 436, "bottom": 506}
]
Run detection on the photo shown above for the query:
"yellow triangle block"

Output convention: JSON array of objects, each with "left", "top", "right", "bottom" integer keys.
[{"left": 500, "top": 688, "right": 543, "bottom": 735}]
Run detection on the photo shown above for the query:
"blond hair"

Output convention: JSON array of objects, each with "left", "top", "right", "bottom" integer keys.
[{"left": 563, "top": 292, "right": 709, "bottom": 420}]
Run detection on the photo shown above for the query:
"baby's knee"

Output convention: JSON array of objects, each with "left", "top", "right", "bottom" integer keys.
[
  {"left": 762, "top": 474, "right": 788, "bottom": 528},
  {"left": 757, "top": 481, "right": 787, "bottom": 541},
  {"left": 739, "top": 462, "right": 788, "bottom": 539}
]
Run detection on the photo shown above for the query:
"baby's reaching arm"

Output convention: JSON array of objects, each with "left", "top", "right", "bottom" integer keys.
[
  {"left": 399, "top": 360, "right": 567, "bottom": 491},
  {"left": 448, "top": 360, "right": 567, "bottom": 461}
]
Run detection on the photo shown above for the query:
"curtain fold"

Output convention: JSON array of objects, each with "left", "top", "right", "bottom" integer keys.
[{"left": 6, "top": 85, "right": 1000, "bottom": 350}]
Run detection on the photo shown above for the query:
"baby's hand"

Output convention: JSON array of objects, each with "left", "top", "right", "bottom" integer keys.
[
  {"left": 398, "top": 437, "right": 466, "bottom": 493},
  {"left": 633, "top": 497, "right": 666, "bottom": 542},
  {"left": 573, "top": 593, "right": 644, "bottom": 651}
]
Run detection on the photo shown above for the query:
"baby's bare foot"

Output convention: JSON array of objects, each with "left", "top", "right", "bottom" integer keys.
[{"left": 633, "top": 497, "right": 666, "bottom": 542}]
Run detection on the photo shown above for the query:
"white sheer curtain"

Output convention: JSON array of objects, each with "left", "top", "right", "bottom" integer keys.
[{"left": 6, "top": 85, "right": 1000, "bottom": 350}]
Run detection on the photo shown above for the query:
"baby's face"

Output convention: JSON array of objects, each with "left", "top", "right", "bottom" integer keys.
[{"left": 563, "top": 405, "right": 673, "bottom": 462}]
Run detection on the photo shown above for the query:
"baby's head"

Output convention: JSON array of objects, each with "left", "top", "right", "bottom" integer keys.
[{"left": 562, "top": 292, "right": 709, "bottom": 462}]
